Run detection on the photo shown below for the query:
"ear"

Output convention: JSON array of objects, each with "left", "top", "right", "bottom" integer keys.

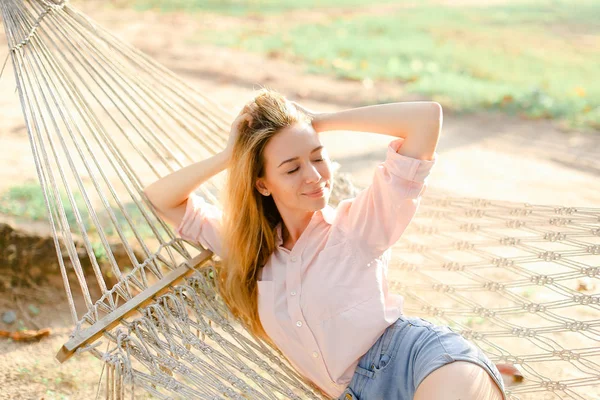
[{"left": 255, "top": 178, "right": 270, "bottom": 196}]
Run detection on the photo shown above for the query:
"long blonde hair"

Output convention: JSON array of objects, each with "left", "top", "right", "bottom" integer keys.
[{"left": 217, "top": 88, "right": 312, "bottom": 343}]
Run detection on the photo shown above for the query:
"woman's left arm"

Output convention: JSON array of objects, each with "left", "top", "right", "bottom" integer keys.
[
  {"left": 301, "top": 101, "right": 441, "bottom": 260},
  {"left": 311, "top": 101, "right": 442, "bottom": 161}
]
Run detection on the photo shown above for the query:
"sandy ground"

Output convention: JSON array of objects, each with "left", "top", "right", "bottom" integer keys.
[{"left": 0, "top": 1, "right": 599, "bottom": 399}]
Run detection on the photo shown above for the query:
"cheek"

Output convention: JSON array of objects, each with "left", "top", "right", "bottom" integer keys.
[{"left": 274, "top": 176, "right": 300, "bottom": 196}]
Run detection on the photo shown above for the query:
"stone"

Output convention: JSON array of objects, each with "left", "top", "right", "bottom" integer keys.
[{"left": 2, "top": 310, "right": 17, "bottom": 324}]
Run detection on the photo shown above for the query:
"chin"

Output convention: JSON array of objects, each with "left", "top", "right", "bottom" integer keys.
[{"left": 312, "top": 195, "right": 329, "bottom": 209}]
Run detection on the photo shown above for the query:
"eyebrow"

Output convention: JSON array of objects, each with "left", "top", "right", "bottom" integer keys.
[{"left": 278, "top": 146, "right": 323, "bottom": 168}]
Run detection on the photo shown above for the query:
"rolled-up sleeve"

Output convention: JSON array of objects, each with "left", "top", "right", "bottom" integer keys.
[
  {"left": 175, "top": 194, "right": 223, "bottom": 257},
  {"left": 336, "top": 138, "right": 437, "bottom": 259}
]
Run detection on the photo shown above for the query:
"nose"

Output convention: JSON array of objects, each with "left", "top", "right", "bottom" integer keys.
[{"left": 305, "top": 162, "right": 322, "bottom": 183}]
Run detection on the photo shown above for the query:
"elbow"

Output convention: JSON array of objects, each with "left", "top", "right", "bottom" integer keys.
[
  {"left": 143, "top": 186, "right": 162, "bottom": 212},
  {"left": 428, "top": 102, "right": 443, "bottom": 139},
  {"left": 430, "top": 101, "right": 442, "bottom": 113},
  {"left": 143, "top": 186, "right": 188, "bottom": 214},
  {"left": 421, "top": 103, "right": 442, "bottom": 160},
  {"left": 430, "top": 102, "right": 443, "bottom": 126}
]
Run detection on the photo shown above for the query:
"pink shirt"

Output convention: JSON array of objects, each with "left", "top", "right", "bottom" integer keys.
[{"left": 177, "top": 138, "right": 437, "bottom": 398}]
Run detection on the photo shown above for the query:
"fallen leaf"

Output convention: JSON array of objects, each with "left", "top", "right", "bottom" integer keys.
[
  {"left": 495, "top": 363, "right": 524, "bottom": 384},
  {"left": 577, "top": 278, "right": 596, "bottom": 292},
  {"left": 501, "top": 95, "right": 514, "bottom": 105},
  {"left": 0, "top": 328, "right": 51, "bottom": 342}
]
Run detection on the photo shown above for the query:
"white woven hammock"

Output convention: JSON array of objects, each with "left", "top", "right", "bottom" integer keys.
[{"left": 2, "top": 1, "right": 600, "bottom": 399}]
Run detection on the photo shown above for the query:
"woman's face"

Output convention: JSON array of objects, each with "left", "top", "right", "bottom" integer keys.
[{"left": 256, "top": 122, "right": 333, "bottom": 214}]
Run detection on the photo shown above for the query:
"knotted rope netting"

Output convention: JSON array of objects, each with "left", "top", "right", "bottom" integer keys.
[{"left": 1, "top": 1, "right": 599, "bottom": 399}]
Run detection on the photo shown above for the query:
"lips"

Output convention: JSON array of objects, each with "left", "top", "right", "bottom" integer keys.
[{"left": 304, "top": 185, "right": 327, "bottom": 196}]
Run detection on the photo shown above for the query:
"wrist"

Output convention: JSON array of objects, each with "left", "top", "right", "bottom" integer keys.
[
  {"left": 311, "top": 112, "right": 330, "bottom": 134},
  {"left": 220, "top": 148, "right": 233, "bottom": 166}
]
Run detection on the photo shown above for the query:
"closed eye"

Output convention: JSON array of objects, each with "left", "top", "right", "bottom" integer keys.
[{"left": 286, "top": 159, "right": 324, "bottom": 174}]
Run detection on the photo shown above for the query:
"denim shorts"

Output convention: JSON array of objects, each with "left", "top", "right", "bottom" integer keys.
[{"left": 337, "top": 315, "right": 507, "bottom": 400}]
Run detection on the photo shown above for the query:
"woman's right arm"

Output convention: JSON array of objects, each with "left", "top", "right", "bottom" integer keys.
[
  {"left": 143, "top": 105, "right": 253, "bottom": 229},
  {"left": 143, "top": 149, "right": 232, "bottom": 229}
]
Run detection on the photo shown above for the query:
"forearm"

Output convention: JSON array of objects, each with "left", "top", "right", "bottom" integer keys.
[
  {"left": 313, "top": 101, "right": 441, "bottom": 139},
  {"left": 143, "top": 149, "right": 231, "bottom": 211}
]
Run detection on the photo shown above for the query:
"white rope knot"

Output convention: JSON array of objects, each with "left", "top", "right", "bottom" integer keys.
[
  {"left": 10, "top": 0, "right": 68, "bottom": 53},
  {"left": 39, "top": 0, "right": 69, "bottom": 8}
]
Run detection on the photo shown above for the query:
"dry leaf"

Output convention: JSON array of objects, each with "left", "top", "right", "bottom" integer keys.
[
  {"left": 495, "top": 363, "right": 524, "bottom": 384},
  {"left": 576, "top": 278, "right": 596, "bottom": 292},
  {"left": 0, "top": 328, "right": 51, "bottom": 342}
]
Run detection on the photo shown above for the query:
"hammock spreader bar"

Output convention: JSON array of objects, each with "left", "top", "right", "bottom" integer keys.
[{"left": 56, "top": 249, "right": 214, "bottom": 363}]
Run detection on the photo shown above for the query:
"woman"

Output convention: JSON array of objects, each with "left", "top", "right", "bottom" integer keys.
[{"left": 144, "top": 89, "right": 507, "bottom": 400}]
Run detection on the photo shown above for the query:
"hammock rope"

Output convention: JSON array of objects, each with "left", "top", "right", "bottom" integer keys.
[{"left": 2, "top": 1, "right": 599, "bottom": 399}]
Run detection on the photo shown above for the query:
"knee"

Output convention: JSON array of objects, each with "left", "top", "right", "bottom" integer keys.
[{"left": 414, "top": 361, "right": 504, "bottom": 400}]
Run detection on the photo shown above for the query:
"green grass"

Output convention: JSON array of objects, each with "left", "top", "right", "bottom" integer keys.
[
  {"left": 132, "top": 0, "right": 600, "bottom": 131},
  {"left": 0, "top": 182, "right": 155, "bottom": 239},
  {"left": 132, "top": 0, "right": 397, "bottom": 15},
  {"left": 0, "top": 182, "right": 84, "bottom": 223}
]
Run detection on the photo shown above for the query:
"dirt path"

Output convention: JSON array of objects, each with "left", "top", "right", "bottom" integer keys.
[
  {"left": 0, "top": 286, "right": 107, "bottom": 400},
  {"left": 2, "top": 1, "right": 599, "bottom": 205},
  {"left": 1, "top": 2, "right": 599, "bottom": 399}
]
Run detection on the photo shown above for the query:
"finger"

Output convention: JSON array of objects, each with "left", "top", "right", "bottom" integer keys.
[
  {"left": 233, "top": 113, "right": 252, "bottom": 129},
  {"left": 234, "top": 111, "right": 250, "bottom": 123},
  {"left": 291, "top": 101, "right": 306, "bottom": 113},
  {"left": 243, "top": 102, "right": 257, "bottom": 113}
]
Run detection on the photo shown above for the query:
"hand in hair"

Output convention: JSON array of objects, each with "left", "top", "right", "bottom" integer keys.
[
  {"left": 289, "top": 100, "right": 326, "bottom": 133},
  {"left": 290, "top": 100, "right": 320, "bottom": 120},
  {"left": 226, "top": 104, "right": 255, "bottom": 154}
]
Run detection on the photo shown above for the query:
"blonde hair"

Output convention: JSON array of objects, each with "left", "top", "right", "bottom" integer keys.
[{"left": 217, "top": 88, "right": 312, "bottom": 343}]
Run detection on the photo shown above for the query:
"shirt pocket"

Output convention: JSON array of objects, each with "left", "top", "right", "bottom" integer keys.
[{"left": 312, "top": 246, "right": 379, "bottom": 321}]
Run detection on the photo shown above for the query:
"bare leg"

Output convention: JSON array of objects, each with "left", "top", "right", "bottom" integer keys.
[{"left": 414, "top": 361, "right": 504, "bottom": 400}]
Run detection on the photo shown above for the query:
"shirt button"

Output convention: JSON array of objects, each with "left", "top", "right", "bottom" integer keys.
[
  {"left": 290, "top": 291, "right": 296, "bottom": 296},
  {"left": 296, "top": 320, "right": 303, "bottom": 327},
  {"left": 312, "top": 351, "right": 319, "bottom": 358},
  {"left": 291, "top": 256, "right": 297, "bottom": 262}
]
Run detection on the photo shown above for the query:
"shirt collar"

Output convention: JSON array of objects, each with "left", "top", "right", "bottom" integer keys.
[{"left": 275, "top": 205, "right": 336, "bottom": 246}]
